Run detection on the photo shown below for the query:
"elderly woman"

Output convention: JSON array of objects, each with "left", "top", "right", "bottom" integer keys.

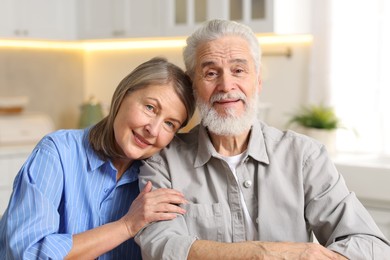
[{"left": 0, "top": 57, "right": 195, "bottom": 259}]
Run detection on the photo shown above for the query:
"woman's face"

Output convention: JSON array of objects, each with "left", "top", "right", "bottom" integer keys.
[{"left": 113, "top": 84, "right": 187, "bottom": 161}]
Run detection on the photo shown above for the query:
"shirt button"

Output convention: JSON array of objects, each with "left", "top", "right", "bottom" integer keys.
[
  {"left": 104, "top": 188, "right": 109, "bottom": 193},
  {"left": 243, "top": 180, "right": 252, "bottom": 188}
]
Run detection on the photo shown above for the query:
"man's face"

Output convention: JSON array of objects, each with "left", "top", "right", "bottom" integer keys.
[{"left": 193, "top": 35, "right": 262, "bottom": 135}]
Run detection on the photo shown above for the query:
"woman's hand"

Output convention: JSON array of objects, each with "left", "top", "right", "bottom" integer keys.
[{"left": 120, "top": 181, "right": 187, "bottom": 238}]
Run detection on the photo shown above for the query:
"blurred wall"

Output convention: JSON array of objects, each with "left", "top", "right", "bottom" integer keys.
[
  {"left": 0, "top": 42, "right": 310, "bottom": 130},
  {"left": 0, "top": 48, "right": 84, "bottom": 129}
]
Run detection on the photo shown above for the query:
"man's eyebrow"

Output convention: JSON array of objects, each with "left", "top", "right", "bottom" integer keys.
[
  {"left": 200, "top": 59, "right": 248, "bottom": 69},
  {"left": 230, "top": 58, "right": 248, "bottom": 65},
  {"left": 200, "top": 61, "right": 215, "bottom": 69}
]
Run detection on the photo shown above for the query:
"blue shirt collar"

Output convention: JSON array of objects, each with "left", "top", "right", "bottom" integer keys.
[{"left": 82, "top": 128, "right": 141, "bottom": 184}]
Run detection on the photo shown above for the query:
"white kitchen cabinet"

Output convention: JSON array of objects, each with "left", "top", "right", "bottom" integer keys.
[
  {"left": 0, "top": 0, "right": 77, "bottom": 40},
  {"left": 0, "top": 0, "right": 310, "bottom": 40},
  {"left": 78, "top": 0, "right": 161, "bottom": 39},
  {"left": 161, "top": 0, "right": 225, "bottom": 36},
  {"left": 78, "top": 0, "right": 128, "bottom": 39},
  {"left": 242, "top": 0, "right": 311, "bottom": 34},
  {"left": 78, "top": 0, "right": 311, "bottom": 39},
  {"left": 162, "top": 0, "right": 311, "bottom": 37},
  {"left": 0, "top": 146, "right": 32, "bottom": 216}
]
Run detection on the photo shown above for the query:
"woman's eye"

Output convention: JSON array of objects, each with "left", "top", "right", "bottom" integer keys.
[
  {"left": 165, "top": 121, "right": 175, "bottom": 130},
  {"left": 145, "top": 104, "right": 154, "bottom": 112}
]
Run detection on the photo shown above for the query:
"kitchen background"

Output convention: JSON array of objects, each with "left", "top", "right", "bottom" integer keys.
[{"left": 1, "top": 0, "right": 389, "bottom": 237}]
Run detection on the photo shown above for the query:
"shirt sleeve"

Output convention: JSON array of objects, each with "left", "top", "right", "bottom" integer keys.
[
  {"left": 1, "top": 142, "right": 73, "bottom": 259},
  {"left": 136, "top": 158, "right": 197, "bottom": 260},
  {"left": 303, "top": 145, "right": 390, "bottom": 258}
]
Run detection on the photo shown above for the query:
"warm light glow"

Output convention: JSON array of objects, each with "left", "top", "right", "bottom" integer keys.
[
  {"left": 0, "top": 39, "right": 81, "bottom": 50},
  {"left": 81, "top": 38, "right": 187, "bottom": 51},
  {"left": 0, "top": 35, "right": 312, "bottom": 51},
  {"left": 257, "top": 34, "right": 313, "bottom": 45}
]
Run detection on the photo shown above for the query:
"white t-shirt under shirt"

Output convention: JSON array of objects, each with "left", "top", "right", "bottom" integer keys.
[{"left": 221, "top": 153, "right": 258, "bottom": 240}]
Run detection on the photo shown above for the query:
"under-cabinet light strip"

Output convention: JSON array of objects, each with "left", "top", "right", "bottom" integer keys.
[{"left": 0, "top": 35, "right": 312, "bottom": 51}]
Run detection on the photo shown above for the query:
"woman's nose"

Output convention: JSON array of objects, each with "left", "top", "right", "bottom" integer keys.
[{"left": 145, "top": 119, "right": 162, "bottom": 137}]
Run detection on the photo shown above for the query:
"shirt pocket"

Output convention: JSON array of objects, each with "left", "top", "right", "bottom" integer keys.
[{"left": 182, "top": 203, "right": 223, "bottom": 241}]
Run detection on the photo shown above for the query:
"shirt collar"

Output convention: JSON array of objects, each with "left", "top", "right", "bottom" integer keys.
[
  {"left": 247, "top": 121, "right": 270, "bottom": 164},
  {"left": 118, "top": 160, "right": 141, "bottom": 185},
  {"left": 82, "top": 128, "right": 141, "bottom": 185},
  {"left": 194, "top": 120, "right": 269, "bottom": 167},
  {"left": 83, "top": 128, "right": 106, "bottom": 172}
]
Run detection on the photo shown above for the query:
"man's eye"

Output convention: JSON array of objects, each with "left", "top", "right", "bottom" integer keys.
[
  {"left": 233, "top": 68, "right": 245, "bottom": 75},
  {"left": 204, "top": 71, "right": 218, "bottom": 80}
]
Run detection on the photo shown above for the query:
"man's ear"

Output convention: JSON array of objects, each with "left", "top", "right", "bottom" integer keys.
[{"left": 257, "top": 74, "right": 262, "bottom": 93}]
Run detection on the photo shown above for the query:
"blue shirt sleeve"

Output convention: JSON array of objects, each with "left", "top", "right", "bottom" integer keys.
[{"left": 1, "top": 142, "right": 73, "bottom": 259}]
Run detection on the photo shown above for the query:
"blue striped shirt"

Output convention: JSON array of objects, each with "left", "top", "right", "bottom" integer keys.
[{"left": 0, "top": 128, "right": 142, "bottom": 259}]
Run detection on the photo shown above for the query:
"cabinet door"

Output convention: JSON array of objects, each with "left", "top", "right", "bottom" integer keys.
[
  {"left": 127, "top": 0, "right": 161, "bottom": 37},
  {"left": 161, "top": 0, "right": 227, "bottom": 37},
  {"left": 0, "top": 0, "right": 76, "bottom": 40},
  {"left": 161, "top": 0, "right": 310, "bottom": 37},
  {"left": 79, "top": 0, "right": 161, "bottom": 39},
  {"left": 0, "top": 153, "right": 29, "bottom": 215},
  {"left": 230, "top": 0, "right": 311, "bottom": 34},
  {"left": 78, "top": 0, "right": 128, "bottom": 39},
  {"left": 0, "top": 0, "right": 16, "bottom": 37}
]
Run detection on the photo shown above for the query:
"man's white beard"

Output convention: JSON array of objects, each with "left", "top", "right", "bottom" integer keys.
[{"left": 197, "top": 91, "right": 258, "bottom": 136}]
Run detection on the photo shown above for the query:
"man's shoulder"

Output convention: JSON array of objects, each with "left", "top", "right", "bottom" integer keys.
[{"left": 260, "top": 123, "right": 322, "bottom": 150}]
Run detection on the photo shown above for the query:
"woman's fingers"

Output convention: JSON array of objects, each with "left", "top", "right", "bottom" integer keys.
[
  {"left": 141, "top": 181, "right": 153, "bottom": 194},
  {"left": 143, "top": 187, "right": 187, "bottom": 205}
]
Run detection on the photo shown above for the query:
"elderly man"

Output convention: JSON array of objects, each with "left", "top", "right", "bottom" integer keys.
[{"left": 135, "top": 20, "right": 390, "bottom": 259}]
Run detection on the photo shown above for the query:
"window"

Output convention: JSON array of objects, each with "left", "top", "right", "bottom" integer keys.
[{"left": 329, "top": 0, "right": 390, "bottom": 156}]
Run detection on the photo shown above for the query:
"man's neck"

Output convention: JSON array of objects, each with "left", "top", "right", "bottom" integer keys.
[{"left": 208, "top": 129, "right": 251, "bottom": 156}]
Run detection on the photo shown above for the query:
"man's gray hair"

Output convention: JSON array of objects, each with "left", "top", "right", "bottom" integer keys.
[{"left": 183, "top": 19, "right": 262, "bottom": 79}]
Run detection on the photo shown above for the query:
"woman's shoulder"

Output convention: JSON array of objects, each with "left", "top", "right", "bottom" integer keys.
[{"left": 37, "top": 128, "right": 89, "bottom": 152}]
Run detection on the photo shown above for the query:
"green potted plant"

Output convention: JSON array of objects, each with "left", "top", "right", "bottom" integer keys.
[{"left": 287, "top": 104, "right": 341, "bottom": 154}]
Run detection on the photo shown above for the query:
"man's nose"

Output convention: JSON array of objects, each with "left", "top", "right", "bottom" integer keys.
[{"left": 216, "top": 72, "right": 235, "bottom": 92}]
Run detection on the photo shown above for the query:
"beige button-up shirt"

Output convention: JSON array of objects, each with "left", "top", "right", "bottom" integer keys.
[{"left": 136, "top": 121, "right": 390, "bottom": 259}]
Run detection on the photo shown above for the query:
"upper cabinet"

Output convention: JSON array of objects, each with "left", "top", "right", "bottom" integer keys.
[
  {"left": 77, "top": 0, "right": 128, "bottom": 39},
  {"left": 79, "top": 0, "right": 311, "bottom": 39},
  {"left": 0, "top": 0, "right": 77, "bottom": 40},
  {"left": 78, "top": 0, "right": 161, "bottom": 39},
  {"left": 162, "top": 0, "right": 311, "bottom": 36},
  {"left": 0, "top": 0, "right": 310, "bottom": 40}
]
